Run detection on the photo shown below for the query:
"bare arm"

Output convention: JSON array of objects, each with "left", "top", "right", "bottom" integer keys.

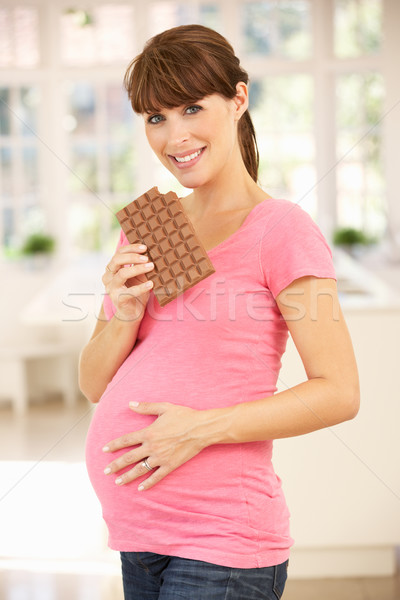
[
  {"left": 205, "top": 276, "right": 360, "bottom": 444},
  {"left": 103, "top": 276, "right": 360, "bottom": 489},
  {"left": 78, "top": 243, "right": 155, "bottom": 403}
]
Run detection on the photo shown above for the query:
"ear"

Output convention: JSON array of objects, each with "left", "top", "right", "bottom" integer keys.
[{"left": 232, "top": 82, "right": 249, "bottom": 121}]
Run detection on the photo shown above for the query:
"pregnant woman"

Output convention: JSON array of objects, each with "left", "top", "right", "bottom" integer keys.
[{"left": 80, "top": 24, "right": 360, "bottom": 600}]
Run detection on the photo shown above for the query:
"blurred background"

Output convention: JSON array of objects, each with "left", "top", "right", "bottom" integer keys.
[{"left": 0, "top": 0, "right": 399, "bottom": 598}]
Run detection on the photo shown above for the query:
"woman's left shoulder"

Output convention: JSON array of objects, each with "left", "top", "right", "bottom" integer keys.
[
  {"left": 255, "top": 197, "right": 316, "bottom": 231},
  {"left": 258, "top": 197, "right": 309, "bottom": 215}
]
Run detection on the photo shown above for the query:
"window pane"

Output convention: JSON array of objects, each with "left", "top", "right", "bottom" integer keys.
[
  {"left": 21, "top": 147, "right": 39, "bottom": 197},
  {"left": 336, "top": 73, "right": 385, "bottom": 236},
  {"left": 15, "top": 8, "right": 40, "bottom": 66},
  {"left": 335, "top": 0, "right": 382, "bottom": 58},
  {"left": 0, "top": 10, "right": 12, "bottom": 67},
  {"left": 106, "top": 86, "right": 136, "bottom": 194},
  {"left": 0, "top": 7, "right": 39, "bottom": 67},
  {"left": 0, "top": 84, "right": 41, "bottom": 251},
  {"left": 250, "top": 76, "right": 316, "bottom": 214},
  {"left": 149, "top": 2, "right": 222, "bottom": 36},
  {"left": 199, "top": 4, "right": 221, "bottom": 31},
  {"left": 105, "top": 85, "right": 135, "bottom": 138},
  {"left": 0, "top": 147, "right": 13, "bottom": 198},
  {"left": 67, "top": 83, "right": 96, "bottom": 136},
  {"left": 66, "top": 82, "right": 137, "bottom": 253},
  {"left": 2, "top": 207, "right": 14, "bottom": 248},
  {"left": 19, "top": 87, "right": 40, "bottom": 137},
  {"left": 0, "top": 89, "right": 11, "bottom": 135},
  {"left": 108, "top": 144, "right": 134, "bottom": 194},
  {"left": 69, "top": 202, "right": 102, "bottom": 252},
  {"left": 243, "top": 0, "right": 311, "bottom": 59},
  {"left": 67, "top": 83, "right": 137, "bottom": 194},
  {"left": 60, "top": 5, "right": 135, "bottom": 66},
  {"left": 69, "top": 143, "right": 98, "bottom": 194}
]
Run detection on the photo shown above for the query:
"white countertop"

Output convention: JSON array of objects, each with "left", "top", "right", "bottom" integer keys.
[{"left": 333, "top": 248, "right": 400, "bottom": 311}]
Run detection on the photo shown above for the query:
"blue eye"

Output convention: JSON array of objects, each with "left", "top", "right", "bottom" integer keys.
[
  {"left": 147, "top": 114, "right": 164, "bottom": 125},
  {"left": 186, "top": 105, "right": 202, "bottom": 115}
]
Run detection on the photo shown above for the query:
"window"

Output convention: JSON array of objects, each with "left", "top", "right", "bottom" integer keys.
[
  {"left": 250, "top": 75, "right": 316, "bottom": 214},
  {"left": 60, "top": 5, "right": 136, "bottom": 66},
  {"left": 148, "top": 2, "right": 222, "bottom": 36},
  {"left": 0, "top": 0, "right": 394, "bottom": 258},
  {"left": 0, "top": 86, "right": 41, "bottom": 252},
  {"left": 0, "top": 6, "right": 40, "bottom": 67},
  {"left": 336, "top": 73, "right": 385, "bottom": 235},
  {"left": 333, "top": 0, "right": 385, "bottom": 236},
  {"left": 243, "top": 0, "right": 312, "bottom": 59},
  {"left": 334, "top": 0, "right": 382, "bottom": 57},
  {"left": 65, "top": 82, "right": 137, "bottom": 251}
]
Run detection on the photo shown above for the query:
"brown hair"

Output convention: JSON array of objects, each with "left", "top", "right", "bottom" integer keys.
[{"left": 124, "top": 24, "right": 259, "bottom": 182}]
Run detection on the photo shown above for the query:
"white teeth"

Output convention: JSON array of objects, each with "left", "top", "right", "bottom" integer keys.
[{"left": 174, "top": 149, "right": 202, "bottom": 163}]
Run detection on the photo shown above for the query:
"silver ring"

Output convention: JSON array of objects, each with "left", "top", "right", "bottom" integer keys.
[{"left": 142, "top": 459, "right": 153, "bottom": 472}]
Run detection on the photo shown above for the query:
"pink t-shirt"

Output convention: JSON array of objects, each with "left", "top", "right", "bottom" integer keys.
[{"left": 85, "top": 198, "right": 336, "bottom": 568}]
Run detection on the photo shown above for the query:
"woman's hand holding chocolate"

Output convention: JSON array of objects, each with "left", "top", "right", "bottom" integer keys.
[{"left": 102, "top": 243, "right": 154, "bottom": 321}]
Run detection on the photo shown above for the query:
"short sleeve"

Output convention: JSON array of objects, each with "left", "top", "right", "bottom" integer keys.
[
  {"left": 259, "top": 201, "right": 336, "bottom": 299},
  {"left": 102, "top": 229, "right": 130, "bottom": 320}
]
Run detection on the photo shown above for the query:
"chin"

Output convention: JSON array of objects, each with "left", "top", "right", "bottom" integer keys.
[{"left": 174, "top": 173, "right": 211, "bottom": 190}]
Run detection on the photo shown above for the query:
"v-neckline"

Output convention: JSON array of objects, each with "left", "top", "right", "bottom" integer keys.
[{"left": 205, "top": 198, "right": 270, "bottom": 256}]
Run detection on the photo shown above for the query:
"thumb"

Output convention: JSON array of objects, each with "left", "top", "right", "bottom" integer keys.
[{"left": 129, "top": 401, "right": 168, "bottom": 415}]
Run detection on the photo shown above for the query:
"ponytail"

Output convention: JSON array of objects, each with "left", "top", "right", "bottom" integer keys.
[{"left": 238, "top": 110, "right": 259, "bottom": 183}]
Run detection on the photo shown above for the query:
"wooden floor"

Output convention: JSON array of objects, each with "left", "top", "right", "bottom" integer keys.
[
  {"left": 0, "top": 397, "right": 399, "bottom": 600},
  {"left": 0, "top": 568, "right": 399, "bottom": 599}
]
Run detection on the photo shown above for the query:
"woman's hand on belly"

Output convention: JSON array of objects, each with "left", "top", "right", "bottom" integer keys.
[{"left": 102, "top": 401, "right": 221, "bottom": 491}]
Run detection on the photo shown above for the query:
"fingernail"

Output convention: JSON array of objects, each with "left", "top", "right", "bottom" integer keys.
[
  {"left": 144, "top": 262, "right": 154, "bottom": 269},
  {"left": 129, "top": 402, "right": 139, "bottom": 407},
  {"left": 102, "top": 446, "right": 110, "bottom": 452},
  {"left": 104, "top": 467, "right": 111, "bottom": 475},
  {"left": 138, "top": 244, "right": 147, "bottom": 250},
  {"left": 115, "top": 478, "right": 123, "bottom": 485},
  {"left": 138, "top": 485, "right": 145, "bottom": 491}
]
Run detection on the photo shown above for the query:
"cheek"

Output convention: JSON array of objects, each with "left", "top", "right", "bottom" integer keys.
[{"left": 145, "top": 129, "right": 164, "bottom": 156}]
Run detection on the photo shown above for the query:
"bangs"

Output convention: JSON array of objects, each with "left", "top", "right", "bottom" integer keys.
[{"left": 125, "top": 45, "right": 232, "bottom": 114}]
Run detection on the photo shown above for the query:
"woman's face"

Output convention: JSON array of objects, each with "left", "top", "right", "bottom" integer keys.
[{"left": 142, "top": 85, "right": 248, "bottom": 190}]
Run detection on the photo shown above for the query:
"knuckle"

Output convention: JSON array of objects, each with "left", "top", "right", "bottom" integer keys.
[
  {"left": 142, "top": 430, "right": 153, "bottom": 444},
  {"left": 163, "top": 460, "right": 173, "bottom": 472},
  {"left": 122, "top": 451, "right": 134, "bottom": 466},
  {"left": 121, "top": 435, "right": 132, "bottom": 446}
]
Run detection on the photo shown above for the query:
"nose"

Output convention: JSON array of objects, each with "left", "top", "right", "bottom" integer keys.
[{"left": 167, "top": 115, "right": 190, "bottom": 147}]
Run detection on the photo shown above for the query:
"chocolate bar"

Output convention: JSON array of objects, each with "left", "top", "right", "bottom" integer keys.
[{"left": 116, "top": 187, "right": 215, "bottom": 306}]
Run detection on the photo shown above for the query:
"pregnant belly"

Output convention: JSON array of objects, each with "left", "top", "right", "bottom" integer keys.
[
  {"left": 85, "top": 394, "right": 155, "bottom": 503},
  {"left": 85, "top": 394, "right": 285, "bottom": 553}
]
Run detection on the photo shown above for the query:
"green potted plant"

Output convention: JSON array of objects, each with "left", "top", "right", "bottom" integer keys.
[
  {"left": 332, "top": 227, "right": 376, "bottom": 258},
  {"left": 21, "top": 233, "right": 56, "bottom": 269}
]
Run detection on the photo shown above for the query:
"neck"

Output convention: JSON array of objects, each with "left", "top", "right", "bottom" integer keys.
[{"left": 183, "top": 152, "right": 265, "bottom": 219}]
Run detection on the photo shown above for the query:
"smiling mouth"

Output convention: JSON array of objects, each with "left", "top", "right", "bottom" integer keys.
[{"left": 172, "top": 148, "right": 205, "bottom": 163}]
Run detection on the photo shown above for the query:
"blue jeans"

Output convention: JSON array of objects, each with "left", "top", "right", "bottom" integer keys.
[{"left": 120, "top": 552, "right": 288, "bottom": 599}]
